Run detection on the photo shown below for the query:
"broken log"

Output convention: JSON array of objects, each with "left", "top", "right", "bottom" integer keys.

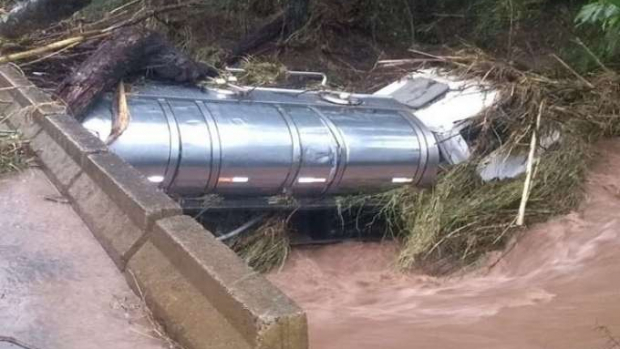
[
  {"left": 146, "top": 38, "right": 217, "bottom": 83},
  {"left": 55, "top": 27, "right": 159, "bottom": 118},
  {"left": 0, "top": 0, "right": 93, "bottom": 39},
  {"left": 56, "top": 26, "right": 217, "bottom": 118}
]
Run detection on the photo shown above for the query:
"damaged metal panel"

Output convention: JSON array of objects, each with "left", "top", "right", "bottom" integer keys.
[
  {"left": 375, "top": 70, "right": 499, "bottom": 166},
  {"left": 82, "top": 83, "right": 440, "bottom": 198}
]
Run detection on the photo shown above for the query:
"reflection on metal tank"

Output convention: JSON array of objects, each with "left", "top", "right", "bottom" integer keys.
[{"left": 81, "top": 83, "right": 440, "bottom": 197}]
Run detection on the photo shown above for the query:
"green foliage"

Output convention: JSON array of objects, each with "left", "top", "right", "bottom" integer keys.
[
  {"left": 0, "top": 129, "right": 27, "bottom": 175},
  {"left": 576, "top": 0, "right": 620, "bottom": 54}
]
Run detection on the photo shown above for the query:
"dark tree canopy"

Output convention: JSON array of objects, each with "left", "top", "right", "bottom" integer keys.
[
  {"left": 0, "top": 0, "right": 93, "bottom": 38},
  {"left": 229, "top": 0, "right": 310, "bottom": 63}
]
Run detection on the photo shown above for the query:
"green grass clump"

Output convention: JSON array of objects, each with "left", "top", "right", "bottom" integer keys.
[
  {"left": 0, "top": 129, "right": 27, "bottom": 175},
  {"left": 576, "top": 0, "right": 620, "bottom": 55}
]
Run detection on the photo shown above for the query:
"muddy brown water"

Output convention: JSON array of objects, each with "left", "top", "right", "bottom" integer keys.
[{"left": 269, "top": 139, "right": 620, "bottom": 349}]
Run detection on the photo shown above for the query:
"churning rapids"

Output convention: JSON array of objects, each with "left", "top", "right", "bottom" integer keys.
[{"left": 268, "top": 139, "right": 620, "bottom": 349}]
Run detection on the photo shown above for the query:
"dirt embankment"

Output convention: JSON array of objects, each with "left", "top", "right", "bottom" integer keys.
[{"left": 269, "top": 139, "right": 620, "bottom": 349}]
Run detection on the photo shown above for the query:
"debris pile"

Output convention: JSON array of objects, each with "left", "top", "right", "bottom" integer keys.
[{"left": 371, "top": 50, "right": 620, "bottom": 273}]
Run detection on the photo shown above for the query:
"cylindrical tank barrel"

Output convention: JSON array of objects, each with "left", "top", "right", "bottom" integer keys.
[{"left": 81, "top": 84, "right": 440, "bottom": 198}]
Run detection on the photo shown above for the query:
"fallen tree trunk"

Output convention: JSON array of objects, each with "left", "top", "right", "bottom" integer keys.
[
  {"left": 56, "top": 26, "right": 217, "bottom": 118},
  {"left": 0, "top": 0, "right": 93, "bottom": 39}
]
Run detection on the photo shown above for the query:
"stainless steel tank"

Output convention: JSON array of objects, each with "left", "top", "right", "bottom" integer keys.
[{"left": 81, "top": 83, "right": 440, "bottom": 198}]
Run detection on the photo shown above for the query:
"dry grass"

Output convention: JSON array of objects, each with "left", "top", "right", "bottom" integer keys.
[
  {"left": 374, "top": 49, "right": 620, "bottom": 273},
  {"left": 230, "top": 216, "right": 291, "bottom": 273},
  {"left": 236, "top": 57, "right": 288, "bottom": 86}
]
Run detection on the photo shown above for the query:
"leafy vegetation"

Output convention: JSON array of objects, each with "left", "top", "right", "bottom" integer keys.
[{"left": 576, "top": 0, "right": 620, "bottom": 54}]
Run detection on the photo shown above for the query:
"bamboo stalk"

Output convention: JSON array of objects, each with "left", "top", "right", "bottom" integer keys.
[
  {"left": 0, "top": 33, "right": 109, "bottom": 64},
  {"left": 517, "top": 101, "right": 545, "bottom": 226},
  {"left": 552, "top": 54, "right": 594, "bottom": 88},
  {"left": 573, "top": 38, "right": 613, "bottom": 74}
]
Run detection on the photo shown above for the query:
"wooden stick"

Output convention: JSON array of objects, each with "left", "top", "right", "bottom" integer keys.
[
  {"left": 110, "top": 0, "right": 141, "bottom": 15},
  {"left": 0, "top": 1, "right": 200, "bottom": 65},
  {"left": 102, "top": 1, "right": 204, "bottom": 33},
  {"left": 106, "top": 81, "right": 131, "bottom": 145},
  {"left": 0, "top": 33, "right": 109, "bottom": 64},
  {"left": 551, "top": 54, "right": 594, "bottom": 88},
  {"left": 20, "top": 41, "right": 81, "bottom": 66},
  {"left": 408, "top": 48, "right": 469, "bottom": 67},
  {"left": 517, "top": 100, "right": 545, "bottom": 226},
  {"left": 0, "top": 36, "right": 84, "bottom": 64},
  {"left": 573, "top": 38, "right": 613, "bottom": 74}
]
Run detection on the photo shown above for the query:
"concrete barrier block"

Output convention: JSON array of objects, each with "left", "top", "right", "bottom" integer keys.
[
  {"left": 82, "top": 153, "right": 182, "bottom": 231},
  {"left": 0, "top": 98, "right": 42, "bottom": 139},
  {"left": 0, "top": 90, "right": 21, "bottom": 120},
  {"left": 64, "top": 153, "right": 181, "bottom": 269},
  {"left": 128, "top": 241, "right": 254, "bottom": 349},
  {"left": 127, "top": 216, "right": 308, "bottom": 349},
  {"left": 30, "top": 131, "right": 82, "bottom": 192},
  {"left": 11, "top": 85, "right": 56, "bottom": 110},
  {"left": 0, "top": 68, "right": 63, "bottom": 137},
  {"left": 0, "top": 64, "right": 32, "bottom": 90},
  {"left": 68, "top": 172, "right": 146, "bottom": 268},
  {"left": 39, "top": 114, "right": 107, "bottom": 165},
  {"left": 0, "top": 65, "right": 60, "bottom": 109}
]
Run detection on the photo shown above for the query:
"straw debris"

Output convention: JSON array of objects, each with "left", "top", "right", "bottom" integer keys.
[
  {"left": 237, "top": 57, "right": 288, "bottom": 87},
  {"left": 230, "top": 216, "right": 291, "bottom": 273},
  {"left": 378, "top": 49, "right": 619, "bottom": 273}
]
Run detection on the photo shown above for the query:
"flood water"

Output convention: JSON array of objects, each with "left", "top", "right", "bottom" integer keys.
[{"left": 268, "top": 139, "right": 620, "bottom": 349}]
